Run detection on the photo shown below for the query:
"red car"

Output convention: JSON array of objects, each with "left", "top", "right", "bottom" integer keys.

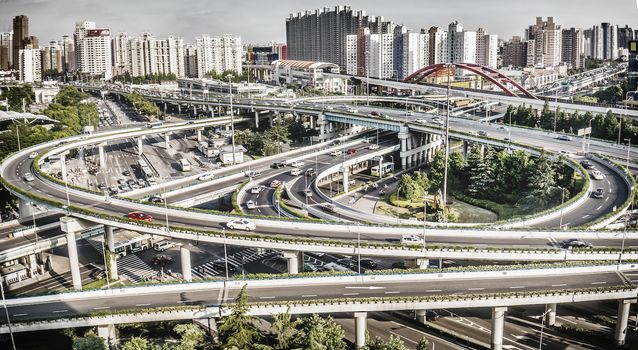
[
  {"left": 346, "top": 148, "right": 357, "bottom": 155},
  {"left": 127, "top": 211, "right": 153, "bottom": 222},
  {"left": 270, "top": 179, "right": 282, "bottom": 188}
]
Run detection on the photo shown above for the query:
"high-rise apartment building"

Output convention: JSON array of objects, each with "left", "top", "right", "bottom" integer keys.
[
  {"left": 12, "top": 15, "right": 29, "bottom": 70},
  {"left": 585, "top": 23, "right": 619, "bottom": 60},
  {"left": 74, "top": 21, "right": 112, "bottom": 80},
  {"left": 618, "top": 25, "right": 634, "bottom": 49},
  {"left": 476, "top": 28, "right": 498, "bottom": 68},
  {"left": 125, "top": 33, "right": 185, "bottom": 78},
  {"left": 345, "top": 34, "right": 358, "bottom": 75},
  {"left": 526, "top": 17, "right": 562, "bottom": 67},
  {"left": 194, "top": 35, "right": 242, "bottom": 78},
  {"left": 41, "top": 41, "right": 64, "bottom": 76},
  {"left": 393, "top": 27, "right": 428, "bottom": 80},
  {"left": 601, "top": 23, "right": 618, "bottom": 60},
  {"left": 19, "top": 45, "right": 41, "bottom": 82},
  {"left": 502, "top": 36, "right": 530, "bottom": 68},
  {"left": 428, "top": 27, "right": 449, "bottom": 65},
  {"left": 561, "top": 28, "right": 584, "bottom": 69},
  {"left": 0, "top": 31, "right": 12, "bottom": 70},
  {"left": 447, "top": 22, "right": 476, "bottom": 66},
  {"left": 111, "top": 32, "right": 130, "bottom": 76},
  {"left": 61, "top": 35, "right": 76, "bottom": 74},
  {"left": 184, "top": 44, "right": 198, "bottom": 78}
]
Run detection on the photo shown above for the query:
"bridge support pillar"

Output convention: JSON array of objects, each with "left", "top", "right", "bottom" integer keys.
[
  {"left": 462, "top": 141, "right": 469, "bottom": 160},
  {"left": 342, "top": 166, "right": 349, "bottom": 193},
  {"left": 164, "top": 133, "right": 170, "bottom": 149},
  {"left": 97, "top": 324, "right": 117, "bottom": 349},
  {"left": 254, "top": 111, "right": 259, "bottom": 129},
  {"left": 193, "top": 104, "right": 197, "bottom": 117},
  {"left": 405, "top": 258, "right": 429, "bottom": 269},
  {"left": 354, "top": 312, "right": 367, "bottom": 348},
  {"left": 197, "top": 129, "right": 203, "bottom": 143},
  {"left": 210, "top": 106, "right": 214, "bottom": 117},
  {"left": 163, "top": 102, "right": 167, "bottom": 112},
  {"left": 105, "top": 225, "right": 118, "bottom": 281},
  {"left": 60, "top": 153, "right": 68, "bottom": 183},
  {"left": 60, "top": 217, "right": 82, "bottom": 291},
  {"left": 177, "top": 104, "right": 181, "bottom": 114},
  {"left": 27, "top": 253, "right": 38, "bottom": 277},
  {"left": 309, "top": 114, "right": 314, "bottom": 129},
  {"left": 282, "top": 251, "right": 302, "bottom": 274},
  {"left": 98, "top": 143, "right": 107, "bottom": 169},
  {"left": 18, "top": 198, "right": 35, "bottom": 220},
  {"left": 137, "top": 137, "right": 144, "bottom": 156},
  {"left": 491, "top": 306, "right": 507, "bottom": 350},
  {"left": 545, "top": 303, "right": 557, "bottom": 326},
  {"left": 615, "top": 298, "right": 636, "bottom": 347},
  {"left": 181, "top": 246, "right": 192, "bottom": 282},
  {"left": 415, "top": 309, "right": 427, "bottom": 324},
  {"left": 398, "top": 130, "right": 410, "bottom": 170}
]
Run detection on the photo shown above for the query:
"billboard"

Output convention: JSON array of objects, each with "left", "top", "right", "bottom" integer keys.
[{"left": 87, "top": 29, "right": 110, "bottom": 37}]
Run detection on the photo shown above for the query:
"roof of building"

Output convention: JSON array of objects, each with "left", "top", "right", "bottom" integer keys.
[
  {"left": 220, "top": 144, "right": 247, "bottom": 153},
  {"left": 271, "top": 60, "right": 339, "bottom": 70},
  {"left": 0, "top": 110, "right": 57, "bottom": 123}
]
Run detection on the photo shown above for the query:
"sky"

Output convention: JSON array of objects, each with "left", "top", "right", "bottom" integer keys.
[{"left": 0, "top": 0, "right": 637, "bottom": 45}]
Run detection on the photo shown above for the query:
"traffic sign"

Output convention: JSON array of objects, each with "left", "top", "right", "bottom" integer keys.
[
  {"left": 629, "top": 40, "right": 638, "bottom": 54},
  {"left": 577, "top": 127, "right": 592, "bottom": 136}
]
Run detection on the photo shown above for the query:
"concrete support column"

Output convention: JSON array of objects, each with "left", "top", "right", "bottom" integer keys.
[
  {"left": 491, "top": 307, "right": 507, "bottom": 350},
  {"left": 197, "top": 129, "right": 203, "bottom": 142},
  {"left": 181, "top": 246, "right": 192, "bottom": 282},
  {"left": 545, "top": 303, "right": 557, "bottom": 327},
  {"left": 104, "top": 225, "right": 118, "bottom": 281},
  {"left": 282, "top": 251, "right": 301, "bottom": 274},
  {"left": 210, "top": 107, "right": 214, "bottom": 117},
  {"left": 269, "top": 113, "right": 273, "bottom": 127},
  {"left": 177, "top": 104, "right": 181, "bottom": 114},
  {"left": 27, "top": 253, "right": 38, "bottom": 277},
  {"left": 462, "top": 140, "right": 469, "bottom": 160},
  {"left": 164, "top": 133, "right": 170, "bottom": 149},
  {"left": 98, "top": 143, "right": 106, "bottom": 169},
  {"left": 309, "top": 115, "right": 314, "bottom": 129},
  {"left": 60, "top": 153, "right": 67, "bottom": 183},
  {"left": 254, "top": 111, "right": 259, "bottom": 129},
  {"left": 97, "top": 324, "right": 117, "bottom": 349},
  {"left": 163, "top": 102, "right": 167, "bottom": 112},
  {"left": 18, "top": 198, "right": 34, "bottom": 220},
  {"left": 615, "top": 298, "right": 637, "bottom": 347},
  {"left": 354, "top": 312, "right": 367, "bottom": 348},
  {"left": 137, "top": 137, "right": 144, "bottom": 156},
  {"left": 399, "top": 131, "right": 409, "bottom": 170},
  {"left": 193, "top": 105, "right": 197, "bottom": 116},
  {"left": 342, "top": 166, "right": 349, "bottom": 193},
  {"left": 405, "top": 258, "right": 429, "bottom": 269},
  {"left": 415, "top": 309, "right": 427, "bottom": 324},
  {"left": 60, "top": 217, "right": 82, "bottom": 291}
]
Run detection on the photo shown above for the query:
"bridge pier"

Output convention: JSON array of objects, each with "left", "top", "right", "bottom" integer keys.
[
  {"left": 615, "top": 298, "right": 636, "bottom": 347},
  {"left": 545, "top": 303, "right": 557, "bottom": 326},
  {"left": 98, "top": 142, "right": 107, "bottom": 169},
  {"left": 181, "top": 246, "right": 192, "bottom": 282},
  {"left": 398, "top": 130, "right": 410, "bottom": 170},
  {"left": 254, "top": 111, "right": 259, "bottom": 129},
  {"left": 105, "top": 225, "right": 118, "bottom": 281},
  {"left": 415, "top": 309, "right": 427, "bottom": 324},
  {"left": 282, "top": 251, "right": 302, "bottom": 274},
  {"left": 341, "top": 166, "right": 350, "bottom": 193},
  {"left": 491, "top": 306, "right": 507, "bottom": 350},
  {"left": 60, "top": 217, "right": 82, "bottom": 291},
  {"left": 354, "top": 312, "right": 367, "bottom": 348},
  {"left": 97, "top": 324, "right": 117, "bottom": 349},
  {"left": 27, "top": 253, "right": 38, "bottom": 277},
  {"left": 210, "top": 106, "right": 214, "bottom": 118},
  {"left": 192, "top": 104, "right": 197, "bottom": 117},
  {"left": 462, "top": 140, "right": 469, "bottom": 160},
  {"left": 60, "top": 153, "right": 68, "bottom": 183},
  {"left": 163, "top": 102, "right": 167, "bottom": 112},
  {"left": 164, "top": 133, "right": 171, "bottom": 149},
  {"left": 405, "top": 258, "right": 429, "bottom": 269},
  {"left": 18, "top": 198, "right": 35, "bottom": 220},
  {"left": 137, "top": 136, "right": 144, "bottom": 156},
  {"left": 197, "top": 129, "right": 203, "bottom": 143}
]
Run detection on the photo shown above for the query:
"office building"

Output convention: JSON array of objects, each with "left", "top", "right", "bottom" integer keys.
[
  {"left": 41, "top": 41, "right": 64, "bottom": 76},
  {"left": 19, "top": 45, "right": 41, "bottom": 82},
  {"left": 0, "top": 31, "right": 12, "bottom": 70},
  {"left": 12, "top": 15, "right": 29, "bottom": 70},
  {"left": 194, "top": 35, "right": 242, "bottom": 78},
  {"left": 561, "top": 28, "right": 584, "bottom": 69},
  {"left": 526, "top": 17, "right": 562, "bottom": 67},
  {"left": 601, "top": 23, "right": 618, "bottom": 60}
]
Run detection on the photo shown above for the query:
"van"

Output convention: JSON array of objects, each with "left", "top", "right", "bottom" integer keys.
[
  {"left": 153, "top": 240, "right": 176, "bottom": 252},
  {"left": 401, "top": 234, "right": 420, "bottom": 244}
]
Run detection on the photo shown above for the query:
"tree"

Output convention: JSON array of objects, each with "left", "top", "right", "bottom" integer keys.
[
  {"left": 0, "top": 84, "right": 34, "bottom": 111},
  {"left": 465, "top": 146, "right": 493, "bottom": 198},
  {"left": 518, "top": 152, "right": 563, "bottom": 210},
  {"left": 412, "top": 171, "right": 430, "bottom": 195},
  {"left": 398, "top": 174, "right": 421, "bottom": 202},
  {"left": 72, "top": 336, "right": 106, "bottom": 350},
  {"left": 172, "top": 323, "right": 208, "bottom": 350},
  {"left": 429, "top": 150, "right": 446, "bottom": 190},
  {"left": 217, "top": 285, "right": 263, "bottom": 350},
  {"left": 121, "top": 337, "right": 156, "bottom": 350},
  {"left": 416, "top": 338, "right": 430, "bottom": 350},
  {"left": 56, "top": 86, "right": 89, "bottom": 106},
  {"left": 271, "top": 309, "right": 298, "bottom": 349},
  {"left": 287, "top": 120, "right": 307, "bottom": 143},
  {"left": 293, "top": 314, "right": 347, "bottom": 350},
  {"left": 364, "top": 335, "right": 409, "bottom": 350}
]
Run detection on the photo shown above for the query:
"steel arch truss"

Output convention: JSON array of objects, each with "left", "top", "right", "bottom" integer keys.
[{"left": 404, "top": 63, "right": 537, "bottom": 99}]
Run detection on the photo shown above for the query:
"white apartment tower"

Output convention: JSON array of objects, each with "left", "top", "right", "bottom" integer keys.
[
  {"left": 366, "top": 32, "right": 394, "bottom": 79},
  {"left": 428, "top": 27, "right": 448, "bottom": 64},
  {"left": 111, "top": 32, "right": 130, "bottom": 76},
  {"left": 345, "top": 34, "right": 358, "bottom": 75},
  {"left": 19, "top": 45, "right": 41, "bottom": 82},
  {"left": 526, "top": 17, "right": 562, "bottom": 68},
  {"left": 75, "top": 21, "right": 112, "bottom": 80},
  {"left": 476, "top": 28, "right": 498, "bottom": 69},
  {"left": 195, "top": 35, "right": 242, "bottom": 78}
]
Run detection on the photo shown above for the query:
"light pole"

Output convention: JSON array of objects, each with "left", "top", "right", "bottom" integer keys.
[
  {"left": 161, "top": 177, "right": 170, "bottom": 233},
  {"left": 422, "top": 191, "right": 427, "bottom": 254},
  {"left": 365, "top": 50, "right": 370, "bottom": 107},
  {"left": 538, "top": 308, "right": 552, "bottom": 350},
  {"left": 227, "top": 75, "right": 236, "bottom": 165},
  {"left": 357, "top": 223, "right": 361, "bottom": 275},
  {"left": 223, "top": 228, "right": 229, "bottom": 281},
  {"left": 624, "top": 138, "right": 632, "bottom": 172},
  {"left": 558, "top": 187, "right": 566, "bottom": 230},
  {"left": 586, "top": 118, "right": 593, "bottom": 153},
  {"left": 442, "top": 63, "right": 452, "bottom": 219},
  {"left": 0, "top": 273, "right": 17, "bottom": 350},
  {"left": 508, "top": 111, "right": 512, "bottom": 151}
]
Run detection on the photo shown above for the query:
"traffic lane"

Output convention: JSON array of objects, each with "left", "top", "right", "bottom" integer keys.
[
  {"left": 0, "top": 227, "right": 65, "bottom": 251},
  {"left": 7, "top": 153, "right": 638, "bottom": 248},
  {"left": 2, "top": 272, "right": 627, "bottom": 322},
  {"left": 532, "top": 157, "right": 628, "bottom": 229}
]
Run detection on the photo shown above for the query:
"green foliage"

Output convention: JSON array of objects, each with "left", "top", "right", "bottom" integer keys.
[
  {"left": 56, "top": 86, "right": 89, "bottom": 106},
  {"left": 72, "top": 335, "right": 106, "bottom": 350},
  {"left": 271, "top": 309, "right": 298, "bottom": 349},
  {"left": 416, "top": 338, "right": 430, "bottom": 350},
  {"left": 121, "top": 336, "right": 157, "bottom": 350},
  {"left": 287, "top": 120, "right": 307, "bottom": 143},
  {"left": 0, "top": 84, "right": 34, "bottom": 111},
  {"left": 593, "top": 84, "right": 624, "bottom": 104},
  {"left": 206, "top": 70, "right": 249, "bottom": 83},
  {"left": 573, "top": 95, "right": 599, "bottom": 104},
  {"left": 293, "top": 314, "right": 347, "bottom": 350},
  {"left": 172, "top": 323, "right": 208, "bottom": 350},
  {"left": 217, "top": 285, "right": 263, "bottom": 349},
  {"left": 364, "top": 335, "right": 409, "bottom": 350},
  {"left": 125, "top": 93, "right": 162, "bottom": 119},
  {"left": 114, "top": 72, "right": 177, "bottom": 84}
]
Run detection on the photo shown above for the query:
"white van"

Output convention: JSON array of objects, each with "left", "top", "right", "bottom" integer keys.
[
  {"left": 401, "top": 234, "right": 421, "bottom": 244},
  {"left": 153, "top": 240, "right": 176, "bottom": 252}
]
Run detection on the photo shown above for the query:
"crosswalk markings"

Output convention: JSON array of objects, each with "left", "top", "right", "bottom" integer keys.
[
  {"left": 86, "top": 238, "right": 157, "bottom": 283},
  {"left": 192, "top": 248, "right": 277, "bottom": 279}
]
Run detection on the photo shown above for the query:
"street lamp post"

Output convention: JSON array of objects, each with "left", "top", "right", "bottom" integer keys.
[
  {"left": 0, "top": 273, "right": 17, "bottom": 350},
  {"left": 586, "top": 118, "right": 593, "bottom": 153},
  {"left": 227, "top": 75, "right": 236, "bottom": 165},
  {"left": 538, "top": 309, "right": 552, "bottom": 350},
  {"left": 558, "top": 187, "right": 566, "bottom": 230},
  {"left": 508, "top": 111, "right": 512, "bottom": 151},
  {"left": 624, "top": 138, "right": 632, "bottom": 172},
  {"left": 223, "top": 228, "right": 229, "bottom": 281},
  {"left": 357, "top": 223, "right": 361, "bottom": 275},
  {"left": 442, "top": 63, "right": 452, "bottom": 219}
]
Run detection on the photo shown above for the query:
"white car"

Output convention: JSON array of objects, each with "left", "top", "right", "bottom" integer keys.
[
  {"left": 415, "top": 119, "right": 428, "bottom": 124},
  {"left": 250, "top": 186, "right": 261, "bottom": 194},
  {"left": 28, "top": 151, "right": 39, "bottom": 159},
  {"left": 368, "top": 144, "right": 380, "bottom": 150},
  {"left": 303, "top": 189, "right": 313, "bottom": 198},
  {"left": 290, "top": 168, "right": 303, "bottom": 176},
  {"left": 401, "top": 234, "right": 420, "bottom": 244},
  {"left": 198, "top": 173, "right": 214, "bottom": 181},
  {"left": 23, "top": 172, "right": 35, "bottom": 182},
  {"left": 347, "top": 108, "right": 359, "bottom": 113},
  {"left": 246, "top": 200, "right": 257, "bottom": 210},
  {"left": 153, "top": 240, "right": 176, "bottom": 252},
  {"left": 226, "top": 219, "right": 256, "bottom": 231},
  {"left": 330, "top": 150, "right": 342, "bottom": 156},
  {"left": 290, "top": 160, "right": 305, "bottom": 167},
  {"left": 591, "top": 170, "right": 604, "bottom": 180}
]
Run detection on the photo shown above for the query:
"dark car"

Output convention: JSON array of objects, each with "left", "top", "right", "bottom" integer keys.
[
  {"left": 359, "top": 258, "right": 378, "bottom": 269},
  {"left": 426, "top": 310, "right": 440, "bottom": 321},
  {"left": 148, "top": 196, "right": 163, "bottom": 203},
  {"left": 337, "top": 258, "right": 357, "bottom": 269},
  {"left": 346, "top": 148, "right": 357, "bottom": 155},
  {"left": 580, "top": 160, "right": 593, "bottom": 169},
  {"left": 98, "top": 183, "right": 108, "bottom": 191},
  {"left": 305, "top": 168, "right": 316, "bottom": 177},
  {"left": 212, "top": 259, "right": 237, "bottom": 273},
  {"left": 271, "top": 162, "right": 285, "bottom": 169},
  {"left": 122, "top": 170, "right": 131, "bottom": 176},
  {"left": 592, "top": 188, "right": 604, "bottom": 199},
  {"left": 560, "top": 238, "right": 593, "bottom": 249},
  {"left": 89, "top": 269, "right": 106, "bottom": 280}
]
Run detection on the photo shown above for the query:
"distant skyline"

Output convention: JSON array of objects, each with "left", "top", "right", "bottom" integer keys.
[{"left": 0, "top": 0, "right": 637, "bottom": 44}]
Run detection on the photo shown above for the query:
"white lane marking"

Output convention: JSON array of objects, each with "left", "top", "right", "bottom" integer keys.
[
  {"left": 605, "top": 197, "right": 609, "bottom": 202},
  {"left": 468, "top": 287, "right": 485, "bottom": 291},
  {"left": 258, "top": 296, "right": 276, "bottom": 299},
  {"left": 52, "top": 310, "right": 68, "bottom": 313},
  {"left": 13, "top": 313, "right": 28, "bottom": 317},
  {"left": 343, "top": 293, "right": 360, "bottom": 296},
  {"left": 384, "top": 291, "right": 401, "bottom": 294},
  {"left": 591, "top": 281, "right": 607, "bottom": 285},
  {"left": 302, "top": 294, "right": 317, "bottom": 298},
  {"left": 345, "top": 286, "right": 386, "bottom": 290},
  {"left": 552, "top": 284, "right": 567, "bottom": 287},
  {"left": 509, "top": 286, "right": 525, "bottom": 289},
  {"left": 596, "top": 205, "right": 602, "bottom": 210},
  {"left": 426, "top": 289, "right": 442, "bottom": 292},
  {"left": 135, "top": 303, "right": 151, "bottom": 307},
  {"left": 93, "top": 306, "right": 110, "bottom": 310}
]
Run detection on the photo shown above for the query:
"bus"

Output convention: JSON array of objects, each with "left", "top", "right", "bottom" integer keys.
[
  {"left": 178, "top": 158, "right": 191, "bottom": 172},
  {"left": 138, "top": 159, "right": 155, "bottom": 180},
  {"left": 371, "top": 162, "right": 394, "bottom": 177},
  {"left": 146, "top": 121, "right": 163, "bottom": 129}
]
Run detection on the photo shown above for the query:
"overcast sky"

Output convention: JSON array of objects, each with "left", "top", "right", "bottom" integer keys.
[{"left": 0, "top": 0, "right": 637, "bottom": 44}]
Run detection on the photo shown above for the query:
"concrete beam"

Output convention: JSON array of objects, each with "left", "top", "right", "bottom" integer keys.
[{"left": 282, "top": 251, "right": 301, "bottom": 274}]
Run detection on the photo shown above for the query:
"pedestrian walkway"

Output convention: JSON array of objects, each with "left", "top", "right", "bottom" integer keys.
[
  {"left": 192, "top": 248, "right": 276, "bottom": 279},
  {"left": 86, "top": 238, "right": 157, "bottom": 283}
]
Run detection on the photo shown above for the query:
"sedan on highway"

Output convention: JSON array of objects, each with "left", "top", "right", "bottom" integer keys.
[
  {"left": 290, "top": 168, "right": 303, "bottom": 176},
  {"left": 23, "top": 172, "right": 35, "bottom": 182},
  {"left": 560, "top": 239, "right": 593, "bottom": 249},
  {"left": 250, "top": 186, "right": 261, "bottom": 194},
  {"left": 590, "top": 170, "right": 604, "bottom": 180},
  {"left": 127, "top": 211, "right": 153, "bottom": 222},
  {"left": 290, "top": 160, "right": 305, "bottom": 167},
  {"left": 198, "top": 173, "right": 214, "bottom": 181},
  {"left": 592, "top": 188, "right": 604, "bottom": 199},
  {"left": 557, "top": 135, "right": 572, "bottom": 141},
  {"left": 368, "top": 144, "right": 380, "bottom": 150},
  {"left": 226, "top": 218, "right": 256, "bottom": 231},
  {"left": 330, "top": 150, "right": 342, "bottom": 156},
  {"left": 28, "top": 151, "right": 38, "bottom": 159},
  {"left": 246, "top": 200, "right": 257, "bottom": 210},
  {"left": 270, "top": 180, "right": 281, "bottom": 188}
]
